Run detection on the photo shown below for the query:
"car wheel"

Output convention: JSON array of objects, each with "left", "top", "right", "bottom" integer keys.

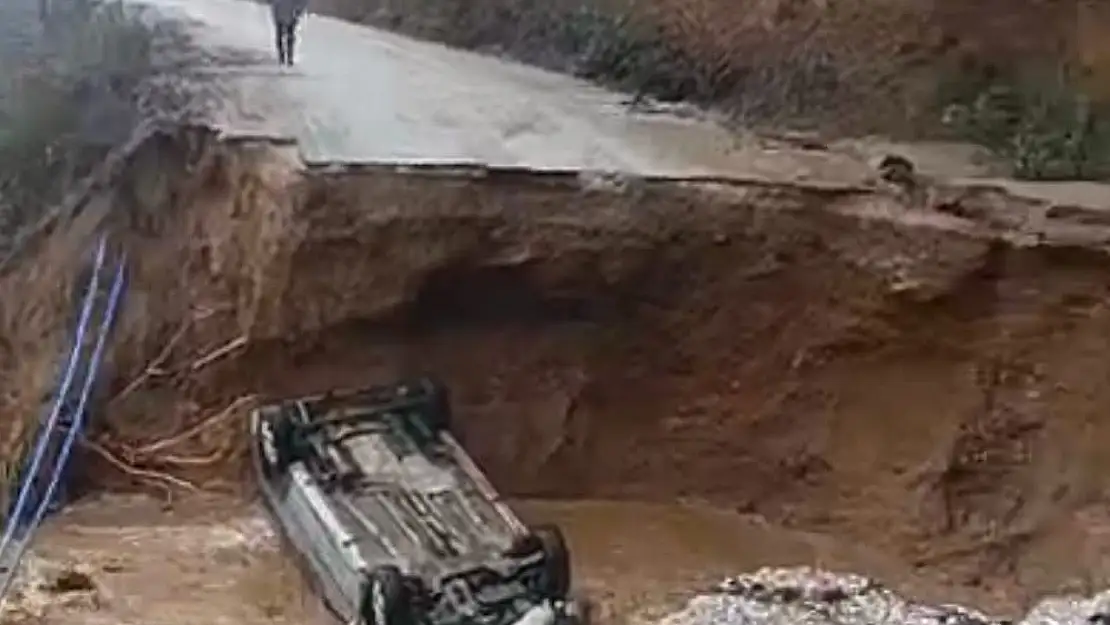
[
  {"left": 505, "top": 532, "right": 541, "bottom": 558},
  {"left": 271, "top": 411, "right": 300, "bottom": 472},
  {"left": 534, "top": 524, "right": 571, "bottom": 599},
  {"left": 417, "top": 377, "right": 451, "bottom": 433},
  {"left": 363, "top": 565, "right": 409, "bottom": 625}
]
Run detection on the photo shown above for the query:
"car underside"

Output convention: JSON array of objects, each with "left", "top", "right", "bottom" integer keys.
[{"left": 251, "top": 378, "right": 579, "bottom": 625}]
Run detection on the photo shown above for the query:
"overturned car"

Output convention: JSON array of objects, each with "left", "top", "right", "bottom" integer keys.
[{"left": 251, "top": 378, "right": 579, "bottom": 625}]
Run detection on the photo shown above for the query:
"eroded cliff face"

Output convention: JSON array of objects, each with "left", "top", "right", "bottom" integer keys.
[{"left": 5, "top": 126, "right": 1110, "bottom": 605}]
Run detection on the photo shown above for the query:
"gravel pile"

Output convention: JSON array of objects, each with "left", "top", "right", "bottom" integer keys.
[{"left": 656, "top": 566, "right": 1110, "bottom": 625}]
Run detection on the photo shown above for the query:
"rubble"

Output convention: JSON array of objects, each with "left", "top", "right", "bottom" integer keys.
[{"left": 658, "top": 567, "right": 1023, "bottom": 625}]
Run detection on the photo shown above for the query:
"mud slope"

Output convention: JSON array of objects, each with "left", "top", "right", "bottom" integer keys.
[{"left": 7, "top": 126, "right": 1110, "bottom": 605}]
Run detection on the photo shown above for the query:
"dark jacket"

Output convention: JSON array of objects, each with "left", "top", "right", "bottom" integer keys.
[{"left": 271, "top": 0, "right": 308, "bottom": 25}]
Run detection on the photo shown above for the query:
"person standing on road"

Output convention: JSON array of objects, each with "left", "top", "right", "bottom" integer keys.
[{"left": 270, "top": 0, "right": 309, "bottom": 66}]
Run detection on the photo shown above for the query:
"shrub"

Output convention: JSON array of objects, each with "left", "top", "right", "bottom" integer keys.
[{"left": 939, "top": 63, "right": 1110, "bottom": 180}]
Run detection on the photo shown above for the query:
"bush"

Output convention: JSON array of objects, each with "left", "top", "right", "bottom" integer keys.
[
  {"left": 938, "top": 63, "right": 1110, "bottom": 180},
  {"left": 553, "top": 7, "right": 701, "bottom": 101},
  {"left": 0, "top": 0, "right": 160, "bottom": 247}
]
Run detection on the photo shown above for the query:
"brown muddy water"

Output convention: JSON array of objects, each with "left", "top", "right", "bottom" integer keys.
[{"left": 14, "top": 495, "right": 997, "bottom": 625}]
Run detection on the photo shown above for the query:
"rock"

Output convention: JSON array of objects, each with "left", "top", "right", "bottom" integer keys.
[{"left": 874, "top": 154, "right": 917, "bottom": 186}]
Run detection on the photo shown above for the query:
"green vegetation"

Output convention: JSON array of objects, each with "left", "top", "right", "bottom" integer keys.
[{"left": 939, "top": 64, "right": 1110, "bottom": 180}]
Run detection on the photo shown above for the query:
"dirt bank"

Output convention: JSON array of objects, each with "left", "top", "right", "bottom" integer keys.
[{"left": 6, "top": 126, "right": 1110, "bottom": 612}]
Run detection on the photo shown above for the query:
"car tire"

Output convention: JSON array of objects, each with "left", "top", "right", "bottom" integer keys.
[
  {"left": 396, "top": 377, "right": 452, "bottom": 433},
  {"left": 417, "top": 377, "right": 452, "bottom": 433},
  {"left": 271, "top": 411, "right": 300, "bottom": 472},
  {"left": 534, "top": 524, "right": 571, "bottom": 599},
  {"left": 363, "top": 565, "right": 410, "bottom": 625}
]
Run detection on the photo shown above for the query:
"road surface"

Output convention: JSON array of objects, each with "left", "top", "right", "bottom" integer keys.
[
  {"left": 124, "top": 0, "right": 1110, "bottom": 211},
  {"left": 122, "top": 0, "right": 885, "bottom": 183}
]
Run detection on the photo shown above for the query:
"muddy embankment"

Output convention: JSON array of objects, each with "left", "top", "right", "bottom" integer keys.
[{"left": 5, "top": 126, "right": 1110, "bottom": 610}]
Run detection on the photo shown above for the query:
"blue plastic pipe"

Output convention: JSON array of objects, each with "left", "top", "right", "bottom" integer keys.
[
  {"left": 26, "top": 258, "right": 126, "bottom": 533},
  {"left": 0, "top": 235, "right": 105, "bottom": 544},
  {"left": 0, "top": 254, "right": 126, "bottom": 607}
]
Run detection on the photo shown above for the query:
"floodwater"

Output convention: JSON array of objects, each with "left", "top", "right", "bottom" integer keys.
[
  {"left": 516, "top": 500, "right": 920, "bottom": 625},
  {"left": 11, "top": 494, "right": 944, "bottom": 625}
]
